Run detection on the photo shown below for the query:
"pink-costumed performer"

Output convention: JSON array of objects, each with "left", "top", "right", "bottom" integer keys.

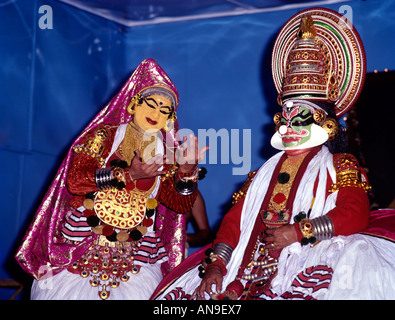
[{"left": 15, "top": 58, "right": 208, "bottom": 300}]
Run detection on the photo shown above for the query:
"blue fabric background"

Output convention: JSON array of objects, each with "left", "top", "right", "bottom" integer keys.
[{"left": 0, "top": 0, "right": 394, "bottom": 299}]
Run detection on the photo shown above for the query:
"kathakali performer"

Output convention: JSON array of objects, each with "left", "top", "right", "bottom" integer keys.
[
  {"left": 15, "top": 58, "right": 208, "bottom": 300},
  {"left": 151, "top": 8, "right": 395, "bottom": 300}
]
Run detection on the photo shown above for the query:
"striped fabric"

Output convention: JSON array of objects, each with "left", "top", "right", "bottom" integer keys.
[
  {"left": 61, "top": 207, "right": 91, "bottom": 242},
  {"left": 135, "top": 233, "right": 168, "bottom": 264},
  {"left": 258, "top": 265, "right": 334, "bottom": 300}
]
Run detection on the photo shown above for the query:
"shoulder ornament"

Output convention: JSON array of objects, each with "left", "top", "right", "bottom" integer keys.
[
  {"left": 232, "top": 170, "right": 258, "bottom": 204},
  {"left": 330, "top": 153, "right": 371, "bottom": 192},
  {"left": 73, "top": 126, "right": 109, "bottom": 166}
]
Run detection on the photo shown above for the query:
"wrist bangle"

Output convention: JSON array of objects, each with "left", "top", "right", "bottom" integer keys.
[
  {"left": 198, "top": 246, "right": 229, "bottom": 278},
  {"left": 174, "top": 170, "right": 197, "bottom": 195},
  {"left": 297, "top": 215, "right": 334, "bottom": 246},
  {"left": 95, "top": 168, "right": 113, "bottom": 190},
  {"left": 310, "top": 215, "right": 334, "bottom": 241},
  {"left": 213, "top": 242, "right": 233, "bottom": 265}
]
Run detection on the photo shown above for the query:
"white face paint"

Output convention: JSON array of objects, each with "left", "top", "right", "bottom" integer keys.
[{"left": 270, "top": 100, "right": 329, "bottom": 151}]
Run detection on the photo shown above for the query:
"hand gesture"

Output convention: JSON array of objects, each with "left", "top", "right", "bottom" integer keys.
[
  {"left": 128, "top": 150, "right": 165, "bottom": 180},
  {"left": 176, "top": 134, "right": 209, "bottom": 173},
  {"left": 264, "top": 224, "right": 298, "bottom": 250}
]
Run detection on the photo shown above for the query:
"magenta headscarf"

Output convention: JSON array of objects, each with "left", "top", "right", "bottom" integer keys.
[{"left": 15, "top": 59, "right": 186, "bottom": 279}]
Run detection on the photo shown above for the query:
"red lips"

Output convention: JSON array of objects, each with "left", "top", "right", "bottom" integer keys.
[
  {"left": 146, "top": 117, "right": 157, "bottom": 125},
  {"left": 282, "top": 136, "right": 302, "bottom": 143}
]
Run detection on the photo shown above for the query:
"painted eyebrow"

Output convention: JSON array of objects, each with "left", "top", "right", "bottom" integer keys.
[
  {"left": 145, "top": 97, "right": 172, "bottom": 110},
  {"left": 145, "top": 97, "right": 158, "bottom": 106}
]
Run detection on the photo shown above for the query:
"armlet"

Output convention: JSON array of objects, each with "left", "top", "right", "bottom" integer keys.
[
  {"left": 231, "top": 170, "right": 258, "bottom": 204},
  {"left": 73, "top": 127, "right": 109, "bottom": 166},
  {"left": 329, "top": 154, "right": 371, "bottom": 192}
]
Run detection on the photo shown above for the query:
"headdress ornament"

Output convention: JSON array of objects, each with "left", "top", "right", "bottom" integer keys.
[
  {"left": 128, "top": 59, "right": 179, "bottom": 110},
  {"left": 272, "top": 7, "right": 366, "bottom": 118}
]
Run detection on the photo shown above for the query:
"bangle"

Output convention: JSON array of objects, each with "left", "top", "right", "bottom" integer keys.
[
  {"left": 298, "top": 215, "right": 335, "bottom": 246},
  {"left": 95, "top": 168, "right": 113, "bottom": 190},
  {"left": 198, "top": 247, "right": 228, "bottom": 278},
  {"left": 174, "top": 170, "right": 197, "bottom": 195},
  {"left": 310, "top": 215, "right": 334, "bottom": 241},
  {"left": 95, "top": 163, "right": 128, "bottom": 191},
  {"left": 213, "top": 242, "right": 233, "bottom": 265}
]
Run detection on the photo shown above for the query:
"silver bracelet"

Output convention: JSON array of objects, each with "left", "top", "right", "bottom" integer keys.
[
  {"left": 311, "top": 215, "right": 334, "bottom": 241},
  {"left": 95, "top": 168, "right": 113, "bottom": 190},
  {"left": 213, "top": 242, "right": 233, "bottom": 265},
  {"left": 174, "top": 170, "right": 197, "bottom": 195}
]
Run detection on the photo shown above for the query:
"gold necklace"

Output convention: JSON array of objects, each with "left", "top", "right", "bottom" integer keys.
[{"left": 116, "top": 122, "right": 158, "bottom": 165}]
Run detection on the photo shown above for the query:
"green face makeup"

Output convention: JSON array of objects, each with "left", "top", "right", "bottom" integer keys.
[{"left": 280, "top": 105, "right": 314, "bottom": 148}]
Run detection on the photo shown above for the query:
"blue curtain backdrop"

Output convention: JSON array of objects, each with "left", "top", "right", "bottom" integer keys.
[{"left": 0, "top": 0, "right": 394, "bottom": 299}]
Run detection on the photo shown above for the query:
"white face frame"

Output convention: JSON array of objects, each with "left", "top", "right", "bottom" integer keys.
[{"left": 270, "top": 100, "right": 329, "bottom": 151}]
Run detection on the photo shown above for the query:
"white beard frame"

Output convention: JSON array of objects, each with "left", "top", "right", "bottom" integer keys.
[{"left": 270, "top": 123, "right": 329, "bottom": 151}]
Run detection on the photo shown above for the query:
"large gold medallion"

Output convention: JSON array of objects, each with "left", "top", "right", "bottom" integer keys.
[{"left": 94, "top": 188, "right": 148, "bottom": 229}]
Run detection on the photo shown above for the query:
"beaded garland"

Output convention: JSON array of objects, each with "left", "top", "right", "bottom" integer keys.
[
  {"left": 68, "top": 236, "right": 141, "bottom": 300},
  {"left": 239, "top": 241, "right": 278, "bottom": 300}
]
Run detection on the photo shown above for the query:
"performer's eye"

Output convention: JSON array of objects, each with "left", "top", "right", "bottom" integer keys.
[{"left": 159, "top": 108, "right": 171, "bottom": 116}]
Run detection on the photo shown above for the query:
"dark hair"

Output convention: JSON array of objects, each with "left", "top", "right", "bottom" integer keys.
[{"left": 313, "top": 101, "right": 348, "bottom": 154}]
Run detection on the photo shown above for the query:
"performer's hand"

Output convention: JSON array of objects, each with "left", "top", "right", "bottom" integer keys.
[
  {"left": 264, "top": 224, "right": 298, "bottom": 250},
  {"left": 176, "top": 134, "right": 209, "bottom": 173},
  {"left": 195, "top": 265, "right": 223, "bottom": 299},
  {"left": 128, "top": 150, "right": 165, "bottom": 180}
]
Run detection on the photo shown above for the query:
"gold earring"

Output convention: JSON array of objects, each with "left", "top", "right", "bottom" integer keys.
[
  {"left": 321, "top": 118, "right": 340, "bottom": 140},
  {"left": 313, "top": 109, "right": 326, "bottom": 125},
  {"left": 126, "top": 101, "right": 136, "bottom": 115},
  {"left": 273, "top": 112, "right": 282, "bottom": 132},
  {"left": 163, "top": 113, "right": 177, "bottom": 132},
  {"left": 126, "top": 94, "right": 141, "bottom": 115}
]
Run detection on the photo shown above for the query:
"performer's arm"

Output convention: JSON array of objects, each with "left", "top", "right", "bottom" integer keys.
[
  {"left": 157, "top": 167, "right": 198, "bottom": 213},
  {"left": 294, "top": 153, "right": 371, "bottom": 243},
  {"left": 327, "top": 186, "right": 370, "bottom": 235},
  {"left": 213, "top": 198, "right": 245, "bottom": 249},
  {"left": 67, "top": 153, "right": 100, "bottom": 195}
]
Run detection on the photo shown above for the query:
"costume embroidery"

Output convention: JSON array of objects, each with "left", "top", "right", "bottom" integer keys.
[
  {"left": 116, "top": 122, "right": 157, "bottom": 165},
  {"left": 263, "top": 153, "right": 307, "bottom": 229},
  {"left": 68, "top": 234, "right": 167, "bottom": 300},
  {"left": 232, "top": 170, "right": 257, "bottom": 204},
  {"left": 73, "top": 127, "right": 109, "bottom": 166},
  {"left": 330, "top": 154, "right": 371, "bottom": 192}
]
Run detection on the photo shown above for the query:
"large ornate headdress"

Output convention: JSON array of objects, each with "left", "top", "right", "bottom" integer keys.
[{"left": 271, "top": 7, "right": 366, "bottom": 118}]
